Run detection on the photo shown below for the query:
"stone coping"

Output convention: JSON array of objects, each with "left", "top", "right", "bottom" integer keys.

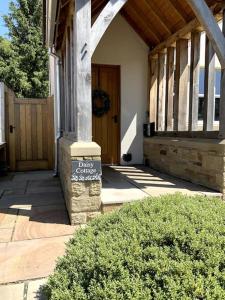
[
  {"left": 144, "top": 137, "right": 225, "bottom": 151},
  {"left": 59, "top": 137, "right": 101, "bottom": 157}
]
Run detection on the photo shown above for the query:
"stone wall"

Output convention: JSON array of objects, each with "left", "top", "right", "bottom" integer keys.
[
  {"left": 59, "top": 137, "right": 102, "bottom": 225},
  {"left": 144, "top": 137, "right": 225, "bottom": 194}
]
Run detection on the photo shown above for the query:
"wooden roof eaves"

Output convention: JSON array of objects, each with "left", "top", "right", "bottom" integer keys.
[
  {"left": 167, "top": 0, "right": 190, "bottom": 24},
  {"left": 120, "top": 10, "right": 153, "bottom": 46},
  {"left": 142, "top": 0, "right": 172, "bottom": 36},
  {"left": 149, "top": 3, "right": 223, "bottom": 57}
]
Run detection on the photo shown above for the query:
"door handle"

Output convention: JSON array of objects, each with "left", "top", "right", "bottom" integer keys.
[
  {"left": 112, "top": 115, "right": 118, "bottom": 123},
  {"left": 9, "top": 125, "right": 15, "bottom": 133}
]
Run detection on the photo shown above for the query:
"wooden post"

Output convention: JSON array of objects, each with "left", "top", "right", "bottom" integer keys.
[
  {"left": 149, "top": 55, "right": 158, "bottom": 128},
  {"left": 203, "top": 36, "right": 215, "bottom": 132},
  {"left": 65, "top": 30, "right": 70, "bottom": 132},
  {"left": 186, "top": 0, "right": 225, "bottom": 69},
  {"left": 189, "top": 31, "right": 201, "bottom": 131},
  {"left": 219, "top": 9, "right": 225, "bottom": 138},
  {"left": 70, "top": 22, "right": 74, "bottom": 132},
  {"left": 73, "top": 0, "right": 92, "bottom": 142},
  {"left": 165, "top": 47, "right": 175, "bottom": 131},
  {"left": 174, "top": 39, "right": 189, "bottom": 131},
  {"left": 157, "top": 52, "right": 166, "bottom": 131}
]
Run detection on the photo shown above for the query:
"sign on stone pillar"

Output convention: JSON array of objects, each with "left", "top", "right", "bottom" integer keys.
[
  {"left": 71, "top": 160, "right": 102, "bottom": 182},
  {"left": 73, "top": 0, "right": 92, "bottom": 142}
]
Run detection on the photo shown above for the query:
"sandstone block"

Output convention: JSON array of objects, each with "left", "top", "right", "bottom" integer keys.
[
  {"left": 72, "top": 182, "right": 87, "bottom": 197},
  {"left": 71, "top": 213, "right": 87, "bottom": 225},
  {"left": 89, "top": 181, "right": 102, "bottom": 196},
  {"left": 71, "top": 196, "right": 101, "bottom": 213}
]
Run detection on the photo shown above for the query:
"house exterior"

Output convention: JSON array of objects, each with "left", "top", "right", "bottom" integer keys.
[{"left": 43, "top": 0, "right": 225, "bottom": 225}]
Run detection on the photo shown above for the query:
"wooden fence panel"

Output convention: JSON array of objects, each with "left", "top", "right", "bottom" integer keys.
[{"left": 5, "top": 93, "right": 54, "bottom": 171}]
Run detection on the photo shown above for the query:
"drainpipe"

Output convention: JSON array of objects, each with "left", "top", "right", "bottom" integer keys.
[
  {"left": 0, "top": 83, "right": 5, "bottom": 145},
  {"left": 50, "top": 49, "right": 62, "bottom": 176}
]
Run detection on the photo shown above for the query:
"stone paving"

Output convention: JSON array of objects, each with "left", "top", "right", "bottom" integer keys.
[
  {"left": 0, "top": 171, "right": 78, "bottom": 299},
  {"left": 101, "top": 165, "right": 222, "bottom": 205}
]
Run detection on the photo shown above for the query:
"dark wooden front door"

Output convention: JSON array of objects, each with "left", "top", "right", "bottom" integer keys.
[{"left": 92, "top": 64, "right": 120, "bottom": 164}]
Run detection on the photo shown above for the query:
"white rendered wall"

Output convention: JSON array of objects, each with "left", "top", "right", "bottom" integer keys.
[{"left": 92, "top": 15, "right": 149, "bottom": 165}]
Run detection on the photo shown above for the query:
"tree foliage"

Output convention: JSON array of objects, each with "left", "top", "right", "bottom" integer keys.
[{"left": 0, "top": 0, "right": 49, "bottom": 98}]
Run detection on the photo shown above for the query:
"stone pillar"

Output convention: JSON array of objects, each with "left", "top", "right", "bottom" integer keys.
[{"left": 59, "top": 137, "right": 102, "bottom": 225}]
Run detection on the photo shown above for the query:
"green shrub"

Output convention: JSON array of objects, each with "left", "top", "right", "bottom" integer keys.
[{"left": 44, "top": 194, "right": 225, "bottom": 299}]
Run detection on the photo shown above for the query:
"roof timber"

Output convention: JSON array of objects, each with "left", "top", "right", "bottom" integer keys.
[
  {"left": 54, "top": 0, "right": 223, "bottom": 51},
  {"left": 187, "top": 0, "right": 225, "bottom": 68},
  {"left": 149, "top": 3, "right": 223, "bottom": 56},
  {"left": 142, "top": 1, "right": 172, "bottom": 35},
  {"left": 167, "top": 0, "right": 190, "bottom": 24},
  {"left": 91, "top": 0, "right": 128, "bottom": 56}
]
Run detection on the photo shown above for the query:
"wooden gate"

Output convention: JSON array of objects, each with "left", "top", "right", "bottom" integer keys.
[{"left": 5, "top": 90, "right": 55, "bottom": 171}]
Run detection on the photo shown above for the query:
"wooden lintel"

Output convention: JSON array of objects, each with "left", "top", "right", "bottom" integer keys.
[
  {"left": 186, "top": 0, "right": 225, "bottom": 69},
  {"left": 91, "top": 0, "right": 128, "bottom": 56}
]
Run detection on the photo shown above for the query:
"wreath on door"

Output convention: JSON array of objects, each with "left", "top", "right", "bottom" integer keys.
[{"left": 92, "top": 89, "right": 110, "bottom": 117}]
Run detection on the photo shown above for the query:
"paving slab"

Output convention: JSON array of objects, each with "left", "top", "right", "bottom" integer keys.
[
  {"left": 27, "top": 278, "right": 47, "bottom": 300},
  {"left": 0, "top": 235, "right": 72, "bottom": 284},
  {"left": 0, "top": 228, "right": 13, "bottom": 242},
  {"left": 0, "top": 208, "right": 18, "bottom": 229},
  {"left": 102, "top": 167, "right": 148, "bottom": 204},
  {"left": 26, "top": 186, "right": 62, "bottom": 195},
  {"left": 0, "top": 192, "right": 64, "bottom": 209},
  {"left": 102, "top": 166, "right": 222, "bottom": 205},
  {"left": 12, "top": 171, "right": 55, "bottom": 182},
  {"left": 27, "top": 179, "right": 60, "bottom": 188},
  {"left": 13, "top": 205, "right": 76, "bottom": 241},
  {"left": 111, "top": 166, "right": 221, "bottom": 198},
  {"left": 0, "top": 282, "right": 24, "bottom": 300}
]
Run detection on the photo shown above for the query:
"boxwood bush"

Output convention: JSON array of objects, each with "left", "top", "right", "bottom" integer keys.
[{"left": 44, "top": 194, "right": 225, "bottom": 299}]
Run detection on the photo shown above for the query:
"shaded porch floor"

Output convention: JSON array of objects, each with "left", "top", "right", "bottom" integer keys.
[{"left": 102, "top": 165, "right": 222, "bottom": 208}]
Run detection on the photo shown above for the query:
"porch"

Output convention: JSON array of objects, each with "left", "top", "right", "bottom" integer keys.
[{"left": 44, "top": 0, "right": 225, "bottom": 225}]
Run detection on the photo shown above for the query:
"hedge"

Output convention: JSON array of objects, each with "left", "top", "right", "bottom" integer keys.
[{"left": 44, "top": 194, "right": 225, "bottom": 299}]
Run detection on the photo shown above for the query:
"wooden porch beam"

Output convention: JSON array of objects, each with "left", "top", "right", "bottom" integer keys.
[
  {"left": 186, "top": 0, "right": 225, "bottom": 69},
  {"left": 189, "top": 31, "right": 201, "bottom": 131},
  {"left": 91, "top": 0, "right": 128, "bottom": 56},
  {"left": 203, "top": 37, "right": 215, "bottom": 132},
  {"left": 149, "top": 56, "right": 158, "bottom": 126},
  {"left": 73, "top": 0, "right": 92, "bottom": 141},
  {"left": 174, "top": 39, "right": 189, "bottom": 131},
  {"left": 219, "top": 9, "right": 225, "bottom": 138},
  {"left": 157, "top": 52, "right": 166, "bottom": 131},
  {"left": 165, "top": 47, "right": 175, "bottom": 131}
]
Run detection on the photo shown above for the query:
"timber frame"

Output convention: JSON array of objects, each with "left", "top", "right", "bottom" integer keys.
[{"left": 45, "top": 0, "right": 225, "bottom": 142}]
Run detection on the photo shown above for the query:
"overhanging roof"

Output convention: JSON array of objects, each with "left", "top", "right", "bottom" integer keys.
[{"left": 48, "top": 0, "right": 223, "bottom": 50}]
